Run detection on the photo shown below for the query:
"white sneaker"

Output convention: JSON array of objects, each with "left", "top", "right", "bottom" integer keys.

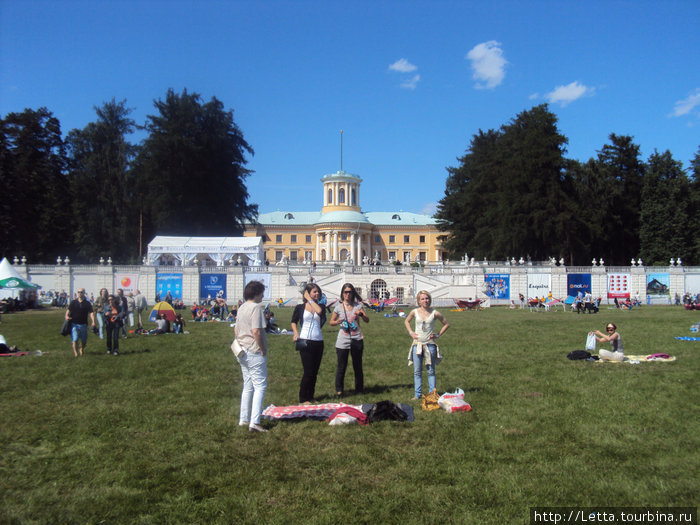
[{"left": 249, "top": 423, "right": 268, "bottom": 433}]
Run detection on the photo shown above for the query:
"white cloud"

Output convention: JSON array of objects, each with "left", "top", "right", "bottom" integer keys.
[
  {"left": 388, "top": 58, "right": 418, "bottom": 73},
  {"left": 545, "top": 81, "right": 594, "bottom": 107},
  {"left": 671, "top": 88, "right": 700, "bottom": 117},
  {"left": 466, "top": 41, "right": 507, "bottom": 89},
  {"left": 400, "top": 74, "right": 421, "bottom": 90}
]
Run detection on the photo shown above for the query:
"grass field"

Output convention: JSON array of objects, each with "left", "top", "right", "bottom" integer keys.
[{"left": 0, "top": 305, "right": 698, "bottom": 524}]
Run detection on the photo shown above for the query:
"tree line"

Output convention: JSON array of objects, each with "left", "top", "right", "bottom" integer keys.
[
  {"left": 2, "top": 97, "right": 698, "bottom": 266},
  {"left": 436, "top": 105, "right": 700, "bottom": 266},
  {"left": 1, "top": 89, "right": 257, "bottom": 264}
]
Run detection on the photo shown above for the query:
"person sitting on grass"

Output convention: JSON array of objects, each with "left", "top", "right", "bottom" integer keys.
[
  {"left": 173, "top": 313, "right": 185, "bottom": 334},
  {"left": 591, "top": 323, "right": 624, "bottom": 362}
]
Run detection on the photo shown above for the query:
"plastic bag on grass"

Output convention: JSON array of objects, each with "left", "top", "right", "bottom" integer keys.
[{"left": 438, "top": 388, "right": 472, "bottom": 413}]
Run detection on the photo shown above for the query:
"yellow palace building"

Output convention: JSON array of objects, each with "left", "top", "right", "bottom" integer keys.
[{"left": 243, "top": 170, "right": 446, "bottom": 264}]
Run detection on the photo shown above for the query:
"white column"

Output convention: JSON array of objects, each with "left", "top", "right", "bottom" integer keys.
[
  {"left": 333, "top": 232, "right": 338, "bottom": 261},
  {"left": 351, "top": 233, "right": 356, "bottom": 264},
  {"left": 326, "top": 231, "right": 331, "bottom": 261},
  {"left": 316, "top": 234, "right": 320, "bottom": 262},
  {"left": 357, "top": 233, "right": 362, "bottom": 263}
]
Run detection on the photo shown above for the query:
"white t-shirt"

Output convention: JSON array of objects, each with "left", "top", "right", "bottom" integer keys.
[{"left": 236, "top": 301, "right": 267, "bottom": 355}]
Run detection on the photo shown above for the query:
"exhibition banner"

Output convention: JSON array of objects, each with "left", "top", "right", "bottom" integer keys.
[
  {"left": 685, "top": 274, "right": 700, "bottom": 295},
  {"left": 527, "top": 273, "right": 551, "bottom": 299},
  {"left": 607, "top": 273, "right": 630, "bottom": 299},
  {"left": 484, "top": 274, "right": 510, "bottom": 299},
  {"left": 156, "top": 273, "right": 183, "bottom": 300},
  {"left": 200, "top": 273, "right": 227, "bottom": 300},
  {"left": 567, "top": 274, "right": 591, "bottom": 298},
  {"left": 114, "top": 273, "right": 139, "bottom": 295},
  {"left": 646, "top": 273, "right": 670, "bottom": 297},
  {"left": 244, "top": 273, "right": 272, "bottom": 300}
]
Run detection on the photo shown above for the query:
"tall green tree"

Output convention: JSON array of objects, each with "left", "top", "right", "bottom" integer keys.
[
  {"left": 436, "top": 105, "right": 580, "bottom": 262},
  {"left": 689, "top": 148, "right": 700, "bottom": 265},
  {"left": 135, "top": 89, "right": 257, "bottom": 242},
  {"left": 65, "top": 99, "right": 138, "bottom": 263},
  {"left": 0, "top": 108, "right": 72, "bottom": 262},
  {"left": 639, "top": 150, "right": 691, "bottom": 265}
]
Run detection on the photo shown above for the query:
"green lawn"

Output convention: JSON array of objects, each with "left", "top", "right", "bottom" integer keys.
[{"left": 0, "top": 305, "right": 698, "bottom": 524}]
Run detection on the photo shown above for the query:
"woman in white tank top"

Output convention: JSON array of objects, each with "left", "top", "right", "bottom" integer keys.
[
  {"left": 404, "top": 290, "right": 450, "bottom": 400},
  {"left": 291, "top": 283, "right": 326, "bottom": 403}
]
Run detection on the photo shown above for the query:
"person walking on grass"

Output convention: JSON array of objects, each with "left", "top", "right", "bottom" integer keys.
[
  {"left": 291, "top": 283, "right": 326, "bottom": 404},
  {"left": 65, "top": 288, "right": 96, "bottom": 357},
  {"left": 404, "top": 290, "right": 450, "bottom": 400},
  {"left": 329, "top": 282, "right": 369, "bottom": 397},
  {"left": 234, "top": 281, "right": 269, "bottom": 433}
]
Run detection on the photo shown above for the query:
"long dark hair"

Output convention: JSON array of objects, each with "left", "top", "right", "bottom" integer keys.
[
  {"left": 303, "top": 283, "right": 322, "bottom": 303},
  {"left": 340, "top": 282, "right": 362, "bottom": 304}
]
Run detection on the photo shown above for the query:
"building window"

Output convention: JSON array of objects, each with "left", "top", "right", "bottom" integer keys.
[
  {"left": 290, "top": 251, "right": 298, "bottom": 261},
  {"left": 339, "top": 188, "right": 345, "bottom": 203},
  {"left": 328, "top": 188, "right": 333, "bottom": 204},
  {"left": 284, "top": 213, "right": 294, "bottom": 220},
  {"left": 374, "top": 235, "right": 380, "bottom": 243},
  {"left": 351, "top": 189, "right": 356, "bottom": 205},
  {"left": 404, "top": 235, "right": 410, "bottom": 243},
  {"left": 420, "top": 235, "right": 426, "bottom": 243},
  {"left": 403, "top": 251, "right": 411, "bottom": 262},
  {"left": 275, "top": 250, "right": 283, "bottom": 261},
  {"left": 291, "top": 235, "right": 297, "bottom": 243},
  {"left": 389, "top": 251, "right": 396, "bottom": 261},
  {"left": 306, "top": 235, "right": 312, "bottom": 243},
  {"left": 419, "top": 252, "right": 426, "bottom": 262},
  {"left": 392, "top": 214, "right": 401, "bottom": 220},
  {"left": 389, "top": 235, "right": 395, "bottom": 243},
  {"left": 276, "top": 234, "right": 282, "bottom": 243},
  {"left": 340, "top": 233, "right": 348, "bottom": 241}
]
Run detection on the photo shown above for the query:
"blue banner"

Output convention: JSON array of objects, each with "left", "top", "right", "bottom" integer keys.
[
  {"left": 156, "top": 273, "right": 183, "bottom": 300},
  {"left": 484, "top": 274, "right": 510, "bottom": 299},
  {"left": 567, "top": 274, "right": 591, "bottom": 298},
  {"left": 200, "top": 273, "right": 227, "bottom": 300}
]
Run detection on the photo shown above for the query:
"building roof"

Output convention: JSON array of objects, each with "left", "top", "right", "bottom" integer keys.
[{"left": 248, "top": 210, "right": 437, "bottom": 227}]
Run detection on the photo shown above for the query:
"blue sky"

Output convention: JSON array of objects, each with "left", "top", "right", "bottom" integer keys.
[{"left": 2, "top": 0, "right": 699, "bottom": 217}]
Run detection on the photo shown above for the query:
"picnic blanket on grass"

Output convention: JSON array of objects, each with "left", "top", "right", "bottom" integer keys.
[
  {"left": 263, "top": 403, "right": 360, "bottom": 420},
  {"left": 675, "top": 336, "right": 700, "bottom": 341},
  {"left": 596, "top": 354, "right": 676, "bottom": 363}
]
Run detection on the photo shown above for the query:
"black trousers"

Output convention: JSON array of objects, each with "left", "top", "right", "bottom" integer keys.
[
  {"left": 298, "top": 339, "right": 324, "bottom": 403},
  {"left": 105, "top": 320, "right": 121, "bottom": 353},
  {"left": 335, "top": 339, "right": 364, "bottom": 393}
]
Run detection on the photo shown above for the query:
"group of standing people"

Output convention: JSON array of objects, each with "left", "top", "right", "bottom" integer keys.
[
  {"left": 66, "top": 288, "right": 148, "bottom": 357},
  {"left": 232, "top": 281, "right": 450, "bottom": 432}
]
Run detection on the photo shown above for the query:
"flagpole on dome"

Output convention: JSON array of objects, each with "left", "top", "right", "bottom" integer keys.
[{"left": 340, "top": 129, "right": 343, "bottom": 173}]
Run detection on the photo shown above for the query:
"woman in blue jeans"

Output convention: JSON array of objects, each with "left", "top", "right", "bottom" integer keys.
[{"left": 404, "top": 290, "right": 450, "bottom": 400}]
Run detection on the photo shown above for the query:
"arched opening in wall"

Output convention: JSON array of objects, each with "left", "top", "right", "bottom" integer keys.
[
  {"left": 351, "top": 188, "right": 356, "bottom": 205},
  {"left": 328, "top": 188, "right": 333, "bottom": 204},
  {"left": 339, "top": 248, "right": 349, "bottom": 261},
  {"left": 370, "top": 279, "right": 387, "bottom": 300},
  {"left": 321, "top": 249, "right": 327, "bottom": 262},
  {"left": 338, "top": 188, "right": 345, "bottom": 203}
]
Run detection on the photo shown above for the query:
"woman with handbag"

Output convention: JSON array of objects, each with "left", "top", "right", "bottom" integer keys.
[
  {"left": 104, "top": 294, "right": 125, "bottom": 356},
  {"left": 290, "top": 283, "right": 326, "bottom": 404},
  {"left": 233, "top": 280, "right": 268, "bottom": 433},
  {"left": 329, "top": 282, "right": 369, "bottom": 397}
]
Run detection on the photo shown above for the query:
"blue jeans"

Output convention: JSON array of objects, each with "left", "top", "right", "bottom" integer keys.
[
  {"left": 412, "top": 344, "right": 437, "bottom": 398},
  {"left": 237, "top": 352, "right": 268, "bottom": 426},
  {"left": 96, "top": 313, "right": 105, "bottom": 339},
  {"left": 71, "top": 323, "right": 88, "bottom": 344}
]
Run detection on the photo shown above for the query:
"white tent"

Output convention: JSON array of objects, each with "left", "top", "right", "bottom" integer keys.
[
  {"left": 0, "top": 257, "right": 40, "bottom": 289},
  {"left": 146, "top": 236, "right": 264, "bottom": 266}
]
